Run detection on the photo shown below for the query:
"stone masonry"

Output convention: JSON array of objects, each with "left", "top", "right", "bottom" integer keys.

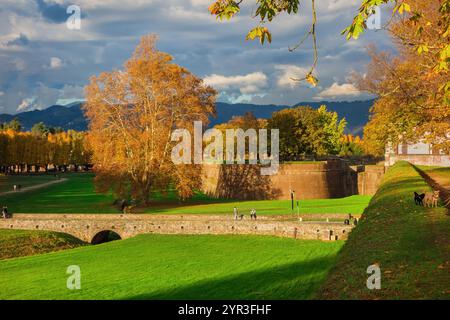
[{"left": 0, "top": 214, "right": 355, "bottom": 243}]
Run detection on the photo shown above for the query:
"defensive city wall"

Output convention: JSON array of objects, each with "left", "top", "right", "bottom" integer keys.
[{"left": 201, "top": 160, "right": 385, "bottom": 200}]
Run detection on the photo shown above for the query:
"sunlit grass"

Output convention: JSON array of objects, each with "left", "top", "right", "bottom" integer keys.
[
  {"left": 317, "top": 161, "right": 450, "bottom": 299},
  {"left": 0, "top": 234, "right": 343, "bottom": 300},
  {"left": 1, "top": 173, "right": 371, "bottom": 215}
]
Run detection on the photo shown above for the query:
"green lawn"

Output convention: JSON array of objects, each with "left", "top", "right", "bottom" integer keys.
[
  {"left": 0, "top": 229, "right": 86, "bottom": 260},
  {"left": 0, "top": 173, "right": 371, "bottom": 215},
  {"left": 0, "top": 174, "right": 58, "bottom": 193},
  {"left": 144, "top": 196, "right": 371, "bottom": 215},
  {"left": 317, "top": 161, "right": 450, "bottom": 299},
  {"left": 0, "top": 234, "right": 343, "bottom": 300},
  {"left": 0, "top": 173, "right": 118, "bottom": 213}
]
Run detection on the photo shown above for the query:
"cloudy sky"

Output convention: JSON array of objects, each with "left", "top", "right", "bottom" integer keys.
[{"left": 0, "top": 0, "right": 395, "bottom": 114}]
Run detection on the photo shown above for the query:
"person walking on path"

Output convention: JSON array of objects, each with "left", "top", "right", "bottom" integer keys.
[{"left": 233, "top": 206, "right": 239, "bottom": 221}]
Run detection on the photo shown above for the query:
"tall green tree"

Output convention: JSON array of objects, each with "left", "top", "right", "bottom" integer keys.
[
  {"left": 267, "top": 105, "right": 346, "bottom": 160},
  {"left": 1, "top": 118, "right": 22, "bottom": 132},
  {"left": 31, "top": 122, "right": 50, "bottom": 136}
]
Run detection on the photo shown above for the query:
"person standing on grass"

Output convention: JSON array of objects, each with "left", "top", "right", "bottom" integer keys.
[
  {"left": 120, "top": 199, "right": 127, "bottom": 214},
  {"left": 2, "top": 206, "right": 8, "bottom": 219},
  {"left": 252, "top": 208, "right": 257, "bottom": 220},
  {"left": 233, "top": 206, "right": 239, "bottom": 220}
]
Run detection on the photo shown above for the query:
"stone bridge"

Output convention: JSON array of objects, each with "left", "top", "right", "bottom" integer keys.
[{"left": 0, "top": 214, "right": 355, "bottom": 244}]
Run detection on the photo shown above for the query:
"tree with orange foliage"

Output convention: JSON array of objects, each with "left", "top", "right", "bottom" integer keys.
[
  {"left": 356, "top": 0, "right": 449, "bottom": 156},
  {"left": 0, "top": 127, "right": 90, "bottom": 173},
  {"left": 84, "top": 35, "right": 216, "bottom": 205}
]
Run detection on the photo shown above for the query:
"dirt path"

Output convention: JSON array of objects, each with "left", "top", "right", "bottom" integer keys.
[{"left": 0, "top": 178, "right": 67, "bottom": 197}]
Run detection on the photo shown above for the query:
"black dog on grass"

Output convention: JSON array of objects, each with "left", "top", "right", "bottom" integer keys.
[{"left": 414, "top": 192, "right": 425, "bottom": 206}]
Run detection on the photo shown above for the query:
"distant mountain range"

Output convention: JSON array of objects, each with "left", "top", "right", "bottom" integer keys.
[{"left": 0, "top": 100, "right": 374, "bottom": 135}]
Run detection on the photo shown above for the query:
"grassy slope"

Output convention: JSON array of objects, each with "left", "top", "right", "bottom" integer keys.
[
  {"left": 0, "top": 229, "right": 86, "bottom": 260},
  {"left": 317, "top": 161, "right": 450, "bottom": 299},
  {"left": 418, "top": 166, "right": 450, "bottom": 188},
  {"left": 0, "top": 173, "right": 371, "bottom": 215},
  {"left": 0, "top": 234, "right": 343, "bottom": 300}
]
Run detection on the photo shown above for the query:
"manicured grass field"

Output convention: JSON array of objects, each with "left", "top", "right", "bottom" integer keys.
[
  {"left": 0, "top": 173, "right": 117, "bottom": 213},
  {"left": 0, "top": 229, "right": 86, "bottom": 260},
  {"left": 0, "top": 174, "right": 57, "bottom": 193},
  {"left": 317, "top": 161, "right": 450, "bottom": 299},
  {"left": 0, "top": 234, "right": 343, "bottom": 300},
  {"left": 0, "top": 173, "right": 371, "bottom": 215},
  {"left": 145, "top": 196, "right": 371, "bottom": 215}
]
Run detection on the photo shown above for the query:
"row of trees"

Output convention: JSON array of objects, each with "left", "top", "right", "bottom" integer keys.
[
  {"left": 215, "top": 107, "right": 364, "bottom": 161},
  {"left": 0, "top": 120, "right": 91, "bottom": 174}
]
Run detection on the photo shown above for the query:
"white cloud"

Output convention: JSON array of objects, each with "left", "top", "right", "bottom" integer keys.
[
  {"left": 190, "top": 0, "right": 212, "bottom": 6},
  {"left": 166, "top": 5, "right": 215, "bottom": 22},
  {"left": 16, "top": 97, "right": 36, "bottom": 112},
  {"left": 0, "top": 0, "right": 394, "bottom": 113},
  {"left": 204, "top": 72, "right": 268, "bottom": 94},
  {"left": 12, "top": 83, "right": 84, "bottom": 113},
  {"left": 49, "top": 57, "right": 63, "bottom": 69},
  {"left": 326, "top": 0, "right": 360, "bottom": 11},
  {"left": 315, "top": 82, "right": 362, "bottom": 100},
  {"left": 275, "top": 64, "right": 309, "bottom": 89},
  {"left": 0, "top": 91, "right": 4, "bottom": 97}
]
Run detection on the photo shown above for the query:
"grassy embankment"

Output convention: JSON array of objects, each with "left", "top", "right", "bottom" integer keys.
[
  {"left": 0, "top": 229, "right": 85, "bottom": 260},
  {"left": 0, "top": 173, "right": 371, "bottom": 215},
  {"left": 317, "top": 161, "right": 450, "bottom": 299},
  {"left": 0, "top": 234, "right": 343, "bottom": 300}
]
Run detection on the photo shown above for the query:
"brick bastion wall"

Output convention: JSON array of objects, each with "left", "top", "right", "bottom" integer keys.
[
  {"left": 0, "top": 214, "right": 354, "bottom": 243},
  {"left": 202, "top": 160, "right": 385, "bottom": 200}
]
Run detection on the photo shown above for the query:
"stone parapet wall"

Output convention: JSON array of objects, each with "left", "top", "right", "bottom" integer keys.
[
  {"left": 385, "top": 154, "right": 450, "bottom": 167},
  {"left": 0, "top": 214, "right": 354, "bottom": 243}
]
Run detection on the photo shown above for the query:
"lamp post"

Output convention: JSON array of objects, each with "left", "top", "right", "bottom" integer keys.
[{"left": 291, "top": 190, "right": 295, "bottom": 214}]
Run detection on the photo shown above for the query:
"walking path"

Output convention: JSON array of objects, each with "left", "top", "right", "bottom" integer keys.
[{"left": 0, "top": 178, "right": 67, "bottom": 197}]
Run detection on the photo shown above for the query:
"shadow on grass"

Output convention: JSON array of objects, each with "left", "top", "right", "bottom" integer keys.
[{"left": 124, "top": 256, "right": 337, "bottom": 300}]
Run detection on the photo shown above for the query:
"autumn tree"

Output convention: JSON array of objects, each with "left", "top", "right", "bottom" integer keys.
[
  {"left": 215, "top": 111, "right": 267, "bottom": 131},
  {"left": 0, "top": 128, "right": 90, "bottom": 173},
  {"left": 84, "top": 35, "right": 216, "bottom": 205},
  {"left": 340, "top": 134, "right": 365, "bottom": 157},
  {"left": 208, "top": 0, "right": 449, "bottom": 92},
  {"left": 357, "top": 0, "right": 449, "bottom": 155}
]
